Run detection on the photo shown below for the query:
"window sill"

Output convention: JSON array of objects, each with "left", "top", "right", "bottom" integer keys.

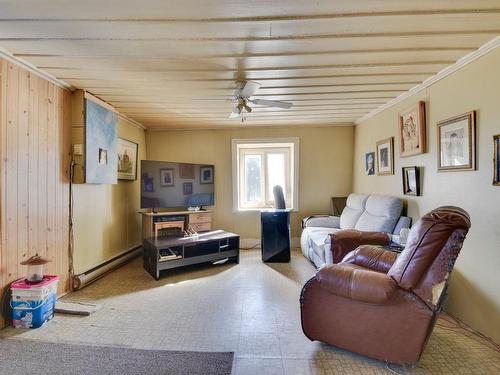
[{"left": 233, "top": 208, "right": 299, "bottom": 213}]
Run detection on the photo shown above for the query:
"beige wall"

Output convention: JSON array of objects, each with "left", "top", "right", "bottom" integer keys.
[
  {"left": 146, "top": 126, "right": 354, "bottom": 239},
  {"left": 353, "top": 48, "right": 500, "bottom": 342},
  {"left": 73, "top": 118, "right": 146, "bottom": 273}
]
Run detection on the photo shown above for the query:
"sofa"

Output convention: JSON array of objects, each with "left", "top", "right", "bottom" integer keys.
[
  {"left": 301, "top": 194, "right": 411, "bottom": 268},
  {"left": 300, "top": 206, "right": 471, "bottom": 364}
]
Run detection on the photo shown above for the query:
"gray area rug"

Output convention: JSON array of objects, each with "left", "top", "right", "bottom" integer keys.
[{"left": 0, "top": 339, "right": 233, "bottom": 375}]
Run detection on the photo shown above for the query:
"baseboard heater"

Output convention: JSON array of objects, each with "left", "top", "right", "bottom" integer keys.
[{"left": 72, "top": 245, "right": 142, "bottom": 290}]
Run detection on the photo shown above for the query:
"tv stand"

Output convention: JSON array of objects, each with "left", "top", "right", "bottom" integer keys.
[
  {"left": 140, "top": 210, "right": 213, "bottom": 240},
  {"left": 143, "top": 230, "right": 240, "bottom": 280}
]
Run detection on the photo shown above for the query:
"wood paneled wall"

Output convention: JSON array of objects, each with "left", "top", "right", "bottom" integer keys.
[{"left": 0, "top": 59, "right": 71, "bottom": 327}]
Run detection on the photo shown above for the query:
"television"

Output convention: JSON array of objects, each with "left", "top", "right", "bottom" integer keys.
[{"left": 141, "top": 160, "right": 215, "bottom": 209}]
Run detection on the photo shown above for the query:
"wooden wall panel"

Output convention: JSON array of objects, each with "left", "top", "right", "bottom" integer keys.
[{"left": 0, "top": 59, "right": 71, "bottom": 328}]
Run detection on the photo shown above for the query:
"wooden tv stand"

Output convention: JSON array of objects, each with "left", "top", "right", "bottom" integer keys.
[
  {"left": 140, "top": 210, "right": 213, "bottom": 240},
  {"left": 143, "top": 230, "right": 240, "bottom": 280}
]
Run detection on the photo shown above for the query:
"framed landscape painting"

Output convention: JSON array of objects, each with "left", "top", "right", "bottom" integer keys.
[
  {"left": 376, "top": 137, "right": 394, "bottom": 175},
  {"left": 494, "top": 135, "right": 500, "bottom": 186},
  {"left": 399, "top": 101, "right": 426, "bottom": 157},
  {"left": 117, "top": 138, "right": 138, "bottom": 180},
  {"left": 437, "top": 111, "right": 476, "bottom": 171}
]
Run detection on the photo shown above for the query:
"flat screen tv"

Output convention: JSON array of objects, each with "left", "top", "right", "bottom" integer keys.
[{"left": 141, "top": 160, "right": 215, "bottom": 209}]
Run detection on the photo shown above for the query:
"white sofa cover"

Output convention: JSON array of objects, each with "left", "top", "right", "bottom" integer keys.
[{"left": 301, "top": 194, "right": 409, "bottom": 268}]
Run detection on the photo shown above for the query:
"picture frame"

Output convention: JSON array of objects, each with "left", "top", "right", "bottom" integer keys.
[
  {"left": 183, "top": 182, "right": 193, "bottom": 195},
  {"left": 179, "top": 163, "right": 194, "bottom": 179},
  {"left": 376, "top": 137, "right": 394, "bottom": 175},
  {"left": 200, "top": 165, "right": 214, "bottom": 184},
  {"left": 402, "top": 166, "right": 420, "bottom": 196},
  {"left": 160, "top": 168, "right": 174, "bottom": 187},
  {"left": 142, "top": 173, "right": 154, "bottom": 192},
  {"left": 494, "top": 134, "right": 500, "bottom": 186},
  {"left": 365, "top": 152, "right": 375, "bottom": 175},
  {"left": 399, "top": 101, "right": 426, "bottom": 157},
  {"left": 437, "top": 111, "right": 476, "bottom": 172},
  {"left": 117, "top": 138, "right": 138, "bottom": 180}
]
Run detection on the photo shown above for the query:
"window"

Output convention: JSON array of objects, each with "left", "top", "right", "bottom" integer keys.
[{"left": 232, "top": 138, "right": 299, "bottom": 211}]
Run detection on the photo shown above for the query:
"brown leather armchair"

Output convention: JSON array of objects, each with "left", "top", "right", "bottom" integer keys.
[{"left": 300, "top": 206, "right": 471, "bottom": 365}]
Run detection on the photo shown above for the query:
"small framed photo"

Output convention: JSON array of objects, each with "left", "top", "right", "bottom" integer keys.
[
  {"left": 98, "top": 148, "right": 108, "bottom": 165},
  {"left": 402, "top": 166, "right": 420, "bottom": 196},
  {"left": 142, "top": 173, "right": 154, "bottom": 192},
  {"left": 399, "top": 101, "right": 426, "bottom": 157},
  {"left": 365, "top": 152, "right": 375, "bottom": 175},
  {"left": 160, "top": 168, "right": 174, "bottom": 187},
  {"left": 117, "top": 138, "right": 138, "bottom": 180},
  {"left": 437, "top": 111, "right": 476, "bottom": 172},
  {"left": 494, "top": 134, "right": 500, "bottom": 186},
  {"left": 183, "top": 182, "right": 193, "bottom": 195},
  {"left": 200, "top": 165, "right": 214, "bottom": 184},
  {"left": 376, "top": 137, "right": 394, "bottom": 175},
  {"left": 179, "top": 163, "right": 194, "bottom": 179}
]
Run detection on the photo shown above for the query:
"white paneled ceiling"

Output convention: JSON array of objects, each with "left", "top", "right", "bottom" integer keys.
[{"left": 0, "top": 0, "right": 499, "bottom": 129}]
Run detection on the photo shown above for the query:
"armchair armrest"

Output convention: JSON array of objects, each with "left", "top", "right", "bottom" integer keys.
[
  {"left": 317, "top": 263, "right": 397, "bottom": 304},
  {"left": 342, "top": 245, "right": 398, "bottom": 273},
  {"left": 330, "top": 230, "right": 390, "bottom": 264},
  {"left": 302, "top": 215, "right": 340, "bottom": 229}
]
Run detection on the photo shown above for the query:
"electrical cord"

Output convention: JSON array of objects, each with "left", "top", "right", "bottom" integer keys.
[
  {"left": 68, "top": 160, "right": 76, "bottom": 287},
  {"left": 436, "top": 313, "right": 500, "bottom": 354},
  {"left": 240, "top": 241, "right": 261, "bottom": 250}
]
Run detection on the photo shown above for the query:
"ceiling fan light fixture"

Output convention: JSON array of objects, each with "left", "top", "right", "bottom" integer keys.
[{"left": 243, "top": 104, "right": 252, "bottom": 113}]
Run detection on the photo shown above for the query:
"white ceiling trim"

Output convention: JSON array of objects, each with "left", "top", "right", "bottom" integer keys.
[
  {"left": 84, "top": 91, "right": 146, "bottom": 129},
  {"left": 0, "top": 45, "right": 74, "bottom": 90},
  {"left": 0, "top": 46, "right": 147, "bottom": 129},
  {"left": 356, "top": 36, "right": 500, "bottom": 124},
  {"left": 145, "top": 122, "right": 354, "bottom": 132}
]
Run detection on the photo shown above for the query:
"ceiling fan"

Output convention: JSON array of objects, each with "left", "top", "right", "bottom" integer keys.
[{"left": 229, "top": 81, "right": 293, "bottom": 119}]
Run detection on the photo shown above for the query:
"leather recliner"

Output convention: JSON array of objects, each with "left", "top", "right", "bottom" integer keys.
[{"left": 300, "top": 206, "right": 471, "bottom": 365}]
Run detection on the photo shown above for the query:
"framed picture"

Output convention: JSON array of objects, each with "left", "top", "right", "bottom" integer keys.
[
  {"left": 179, "top": 163, "right": 194, "bottom": 179},
  {"left": 402, "top": 166, "right": 420, "bottom": 196},
  {"left": 376, "top": 137, "right": 394, "bottom": 175},
  {"left": 117, "top": 138, "right": 138, "bottom": 180},
  {"left": 399, "top": 101, "right": 426, "bottom": 157},
  {"left": 494, "top": 134, "right": 500, "bottom": 186},
  {"left": 365, "top": 152, "right": 375, "bottom": 175},
  {"left": 160, "top": 168, "right": 174, "bottom": 187},
  {"left": 437, "top": 111, "right": 476, "bottom": 171},
  {"left": 183, "top": 182, "right": 193, "bottom": 195},
  {"left": 142, "top": 173, "right": 154, "bottom": 192},
  {"left": 85, "top": 99, "right": 118, "bottom": 184},
  {"left": 98, "top": 148, "right": 108, "bottom": 165},
  {"left": 200, "top": 165, "right": 214, "bottom": 184}
]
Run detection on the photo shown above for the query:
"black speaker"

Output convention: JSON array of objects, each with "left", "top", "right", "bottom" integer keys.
[{"left": 261, "top": 210, "right": 291, "bottom": 262}]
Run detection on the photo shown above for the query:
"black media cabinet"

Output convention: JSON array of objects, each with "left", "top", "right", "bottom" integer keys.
[{"left": 143, "top": 230, "right": 240, "bottom": 280}]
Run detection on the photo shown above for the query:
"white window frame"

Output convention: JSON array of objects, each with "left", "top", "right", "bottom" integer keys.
[{"left": 232, "top": 138, "right": 299, "bottom": 212}]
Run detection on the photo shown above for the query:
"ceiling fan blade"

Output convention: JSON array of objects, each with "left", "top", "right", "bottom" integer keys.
[
  {"left": 229, "top": 106, "right": 241, "bottom": 118},
  {"left": 249, "top": 99, "right": 293, "bottom": 109},
  {"left": 240, "top": 81, "right": 261, "bottom": 98}
]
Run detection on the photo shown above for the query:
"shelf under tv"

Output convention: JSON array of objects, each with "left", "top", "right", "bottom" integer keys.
[{"left": 142, "top": 230, "right": 240, "bottom": 280}]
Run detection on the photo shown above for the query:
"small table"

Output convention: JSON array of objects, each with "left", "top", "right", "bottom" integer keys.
[{"left": 143, "top": 230, "right": 240, "bottom": 280}]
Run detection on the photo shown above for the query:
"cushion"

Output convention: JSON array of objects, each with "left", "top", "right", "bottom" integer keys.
[
  {"left": 302, "top": 227, "right": 340, "bottom": 264},
  {"left": 355, "top": 195, "right": 402, "bottom": 233},
  {"left": 339, "top": 194, "right": 368, "bottom": 229}
]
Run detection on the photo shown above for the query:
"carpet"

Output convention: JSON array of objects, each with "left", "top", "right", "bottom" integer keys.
[{"left": 0, "top": 339, "right": 234, "bottom": 375}]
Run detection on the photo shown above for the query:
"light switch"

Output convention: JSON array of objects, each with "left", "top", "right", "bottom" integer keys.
[{"left": 73, "top": 144, "right": 83, "bottom": 155}]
